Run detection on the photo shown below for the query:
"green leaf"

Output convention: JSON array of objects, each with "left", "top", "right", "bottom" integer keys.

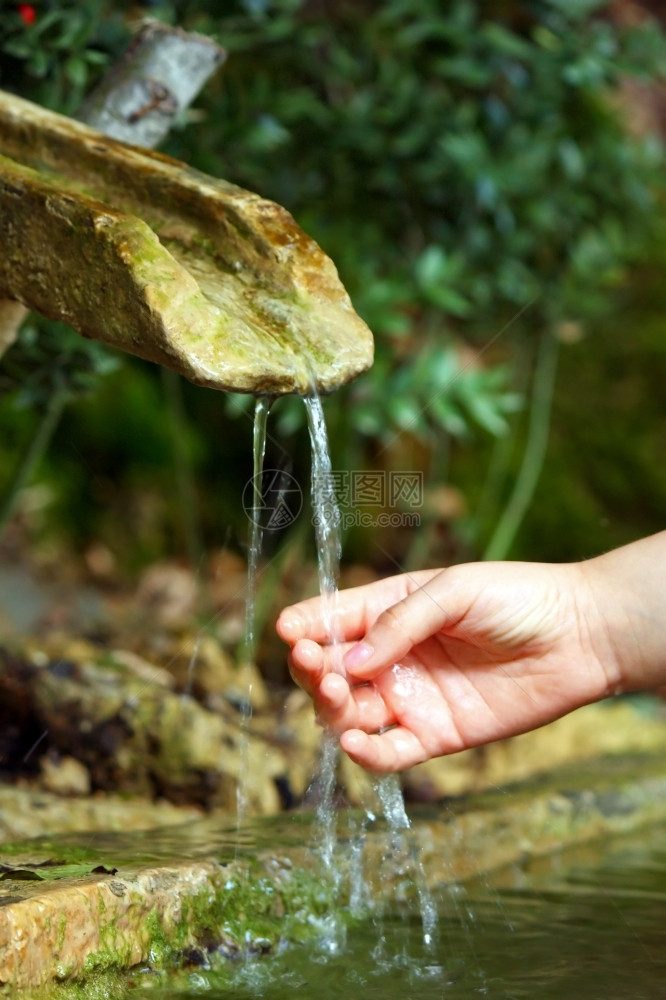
[
  {"left": 0, "top": 868, "right": 44, "bottom": 881},
  {"left": 463, "top": 393, "right": 510, "bottom": 436},
  {"left": 2, "top": 41, "right": 32, "bottom": 59},
  {"left": 429, "top": 395, "right": 468, "bottom": 437},
  {"left": 387, "top": 395, "right": 424, "bottom": 432},
  {"left": 423, "top": 285, "right": 471, "bottom": 316},
  {"left": 64, "top": 55, "right": 88, "bottom": 89},
  {"left": 414, "top": 245, "right": 448, "bottom": 287},
  {"left": 0, "top": 861, "right": 118, "bottom": 881},
  {"left": 481, "top": 22, "right": 532, "bottom": 60}
]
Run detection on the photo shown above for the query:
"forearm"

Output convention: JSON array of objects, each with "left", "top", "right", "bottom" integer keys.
[{"left": 581, "top": 531, "right": 666, "bottom": 693}]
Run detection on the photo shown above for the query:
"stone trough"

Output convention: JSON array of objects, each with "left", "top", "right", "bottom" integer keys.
[
  {"left": 0, "top": 89, "right": 373, "bottom": 395},
  {"left": 0, "top": 749, "right": 665, "bottom": 994}
]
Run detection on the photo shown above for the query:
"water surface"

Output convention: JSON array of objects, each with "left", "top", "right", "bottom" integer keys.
[{"left": 126, "top": 823, "right": 666, "bottom": 999}]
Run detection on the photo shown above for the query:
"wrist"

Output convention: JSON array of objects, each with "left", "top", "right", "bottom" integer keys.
[{"left": 580, "top": 532, "right": 666, "bottom": 694}]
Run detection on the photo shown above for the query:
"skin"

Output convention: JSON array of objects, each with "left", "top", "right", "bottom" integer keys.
[{"left": 276, "top": 532, "right": 666, "bottom": 774}]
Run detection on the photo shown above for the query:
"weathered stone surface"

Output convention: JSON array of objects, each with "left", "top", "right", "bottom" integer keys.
[
  {"left": 0, "top": 860, "right": 238, "bottom": 990},
  {"left": 0, "top": 848, "right": 338, "bottom": 991},
  {"left": 0, "top": 22, "right": 225, "bottom": 362},
  {"left": 39, "top": 757, "right": 91, "bottom": 798},
  {"left": 0, "top": 785, "right": 201, "bottom": 844},
  {"left": 0, "top": 91, "right": 374, "bottom": 394},
  {"left": 0, "top": 641, "right": 284, "bottom": 813}
]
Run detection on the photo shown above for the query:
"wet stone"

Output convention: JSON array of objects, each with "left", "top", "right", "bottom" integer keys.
[
  {"left": 0, "top": 752, "right": 664, "bottom": 989},
  {"left": 0, "top": 91, "right": 373, "bottom": 395}
]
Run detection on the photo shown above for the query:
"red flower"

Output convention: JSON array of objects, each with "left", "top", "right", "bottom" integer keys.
[{"left": 17, "top": 4, "right": 36, "bottom": 25}]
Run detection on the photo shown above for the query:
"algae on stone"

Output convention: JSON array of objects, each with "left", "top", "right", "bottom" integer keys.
[
  {"left": 0, "top": 90, "right": 373, "bottom": 394},
  {"left": 0, "top": 853, "right": 337, "bottom": 991}
]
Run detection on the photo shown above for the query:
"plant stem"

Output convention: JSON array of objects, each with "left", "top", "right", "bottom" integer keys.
[
  {"left": 466, "top": 344, "right": 531, "bottom": 549},
  {"left": 484, "top": 329, "right": 559, "bottom": 561},
  {"left": 0, "top": 386, "right": 68, "bottom": 534},
  {"left": 404, "top": 431, "right": 450, "bottom": 572}
]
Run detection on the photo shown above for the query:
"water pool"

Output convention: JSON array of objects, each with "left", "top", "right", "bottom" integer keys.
[{"left": 126, "top": 823, "right": 666, "bottom": 999}]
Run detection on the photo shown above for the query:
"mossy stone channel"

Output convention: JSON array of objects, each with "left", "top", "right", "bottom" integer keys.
[
  {"left": 1, "top": 750, "right": 665, "bottom": 995},
  {"left": 0, "top": 90, "right": 373, "bottom": 395}
]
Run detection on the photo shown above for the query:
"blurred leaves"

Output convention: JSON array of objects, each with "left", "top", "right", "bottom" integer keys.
[
  {"left": 349, "top": 342, "right": 523, "bottom": 443},
  {"left": 0, "top": 321, "right": 121, "bottom": 410},
  {"left": 1, "top": 0, "right": 665, "bottom": 562},
  {"left": 183, "top": 0, "right": 666, "bottom": 447},
  {"left": 0, "top": 0, "right": 125, "bottom": 111},
  {"left": 414, "top": 247, "right": 471, "bottom": 316}
]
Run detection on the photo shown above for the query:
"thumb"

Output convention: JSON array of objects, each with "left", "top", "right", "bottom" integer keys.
[{"left": 342, "top": 567, "right": 473, "bottom": 679}]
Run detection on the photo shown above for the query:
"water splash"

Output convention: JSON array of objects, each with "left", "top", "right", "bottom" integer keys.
[
  {"left": 374, "top": 772, "right": 411, "bottom": 832},
  {"left": 374, "top": 774, "right": 438, "bottom": 948}
]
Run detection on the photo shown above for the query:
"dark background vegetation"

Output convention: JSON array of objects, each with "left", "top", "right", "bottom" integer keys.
[{"left": 1, "top": 0, "right": 666, "bottom": 590}]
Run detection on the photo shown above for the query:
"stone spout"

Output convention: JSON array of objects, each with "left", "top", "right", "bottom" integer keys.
[{"left": 0, "top": 91, "right": 373, "bottom": 395}]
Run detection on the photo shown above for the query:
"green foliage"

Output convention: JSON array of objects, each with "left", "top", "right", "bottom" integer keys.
[
  {"left": 1, "top": 0, "right": 665, "bottom": 564},
  {"left": 0, "top": 0, "right": 127, "bottom": 111},
  {"left": 168, "top": 0, "right": 666, "bottom": 449},
  {"left": 0, "top": 320, "right": 121, "bottom": 410},
  {"left": 497, "top": 236, "right": 666, "bottom": 563},
  {"left": 0, "top": 320, "right": 122, "bottom": 538}
]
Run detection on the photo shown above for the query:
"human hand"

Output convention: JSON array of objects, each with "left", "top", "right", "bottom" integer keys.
[{"left": 276, "top": 560, "right": 625, "bottom": 774}]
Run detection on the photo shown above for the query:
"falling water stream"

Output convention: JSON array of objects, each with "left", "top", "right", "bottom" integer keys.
[
  {"left": 240, "top": 392, "right": 438, "bottom": 951},
  {"left": 303, "top": 393, "right": 344, "bottom": 882},
  {"left": 243, "top": 395, "right": 273, "bottom": 662},
  {"left": 237, "top": 395, "right": 272, "bottom": 832}
]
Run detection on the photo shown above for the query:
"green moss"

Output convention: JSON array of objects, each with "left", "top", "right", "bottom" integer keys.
[
  {"left": 56, "top": 913, "right": 67, "bottom": 953},
  {"left": 0, "top": 843, "right": 345, "bottom": 995},
  {"left": 75, "top": 858, "right": 339, "bottom": 984},
  {"left": 35, "top": 970, "right": 130, "bottom": 1000}
]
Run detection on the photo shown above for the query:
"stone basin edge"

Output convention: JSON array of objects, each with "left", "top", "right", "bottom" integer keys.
[{"left": 0, "top": 749, "right": 664, "bottom": 995}]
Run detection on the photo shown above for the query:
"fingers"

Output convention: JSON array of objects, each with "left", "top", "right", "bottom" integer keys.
[
  {"left": 340, "top": 727, "right": 430, "bottom": 774},
  {"left": 316, "top": 675, "right": 393, "bottom": 732},
  {"left": 313, "top": 672, "right": 360, "bottom": 731},
  {"left": 276, "top": 570, "right": 438, "bottom": 647},
  {"left": 287, "top": 637, "right": 354, "bottom": 694},
  {"left": 287, "top": 638, "right": 326, "bottom": 698},
  {"left": 288, "top": 639, "right": 394, "bottom": 733},
  {"left": 342, "top": 568, "right": 470, "bottom": 680}
]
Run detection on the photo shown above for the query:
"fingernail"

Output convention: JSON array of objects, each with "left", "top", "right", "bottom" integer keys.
[{"left": 343, "top": 641, "right": 374, "bottom": 670}]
